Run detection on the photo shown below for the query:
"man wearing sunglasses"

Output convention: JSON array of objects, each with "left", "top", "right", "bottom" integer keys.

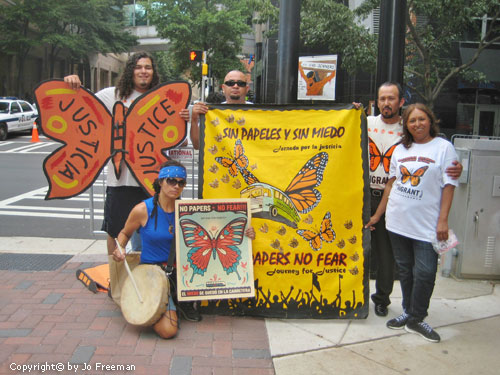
[
  {"left": 190, "top": 70, "right": 252, "bottom": 149},
  {"left": 221, "top": 70, "right": 251, "bottom": 104}
]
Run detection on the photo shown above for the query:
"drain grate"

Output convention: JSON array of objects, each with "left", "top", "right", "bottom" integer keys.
[{"left": 0, "top": 253, "right": 72, "bottom": 271}]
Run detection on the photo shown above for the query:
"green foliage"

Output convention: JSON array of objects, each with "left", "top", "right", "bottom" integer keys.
[
  {"left": 152, "top": 51, "right": 185, "bottom": 82},
  {"left": 249, "top": 0, "right": 377, "bottom": 74},
  {"left": 403, "top": 0, "right": 500, "bottom": 107},
  {"left": 301, "top": 0, "right": 377, "bottom": 74},
  {"left": 146, "top": 0, "right": 253, "bottom": 84},
  {"left": 0, "top": 0, "right": 137, "bottom": 94}
]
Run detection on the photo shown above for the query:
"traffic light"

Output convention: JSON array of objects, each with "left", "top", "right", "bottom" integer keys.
[{"left": 189, "top": 50, "right": 203, "bottom": 62}]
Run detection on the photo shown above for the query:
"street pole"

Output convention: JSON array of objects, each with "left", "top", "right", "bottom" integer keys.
[
  {"left": 375, "top": 0, "right": 407, "bottom": 114},
  {"left": 201, "top": 51, "right": 207, "bottom": 102},
  {"left": 275, "top": 0, "right": 301, "bottom": 105}
]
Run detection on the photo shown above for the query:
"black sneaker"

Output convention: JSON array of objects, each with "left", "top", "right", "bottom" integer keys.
[
  {"left": 386, "top": 312, "right": 409, "bottom": 329},
  {"left": 405, "top": 320, "right": 440, "bottom": 343},
  {"left": 177, "top": 301, "right": 202, "bottom": 322},
  {"left": 374, "top": 304, "right": 388, "bottom": 317}
]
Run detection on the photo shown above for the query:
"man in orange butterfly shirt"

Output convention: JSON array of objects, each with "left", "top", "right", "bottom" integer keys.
[{"left": 363, "top": 82, "right": 462, "bottom": 317}]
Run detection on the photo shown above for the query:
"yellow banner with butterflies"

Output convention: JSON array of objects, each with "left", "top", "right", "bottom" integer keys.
[{"left": 199, "top": 105, "right": 369, "bottom": 319}]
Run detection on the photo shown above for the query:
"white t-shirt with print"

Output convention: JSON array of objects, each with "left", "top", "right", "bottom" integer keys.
[
  {"left": 385, "top": 137, "right": 458, "bottom": 242},
  {"left": 367, "top": 115, "right": 403, "bottom": 190}
]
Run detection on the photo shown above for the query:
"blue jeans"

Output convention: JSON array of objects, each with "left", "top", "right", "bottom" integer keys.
[{"left": 388, "top": 231, "right": 438, "bottom": 321}]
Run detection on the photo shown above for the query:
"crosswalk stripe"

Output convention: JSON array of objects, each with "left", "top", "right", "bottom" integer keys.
[{"left": 0, "top": 210, "right": 103, "bottom": 220}]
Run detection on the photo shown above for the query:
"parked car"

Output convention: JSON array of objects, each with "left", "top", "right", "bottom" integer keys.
[{"left": 0, "top": 97, "right": 38, "bottom": 141}]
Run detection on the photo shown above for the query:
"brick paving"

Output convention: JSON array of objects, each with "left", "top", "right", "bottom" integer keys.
[{"left": 0, "top": 261, "right": 275, "bottom": 375}]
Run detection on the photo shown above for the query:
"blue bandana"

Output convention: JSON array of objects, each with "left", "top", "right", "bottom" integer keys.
[{"left": 158, "top": 165, "right": 186, "bottom": 180}]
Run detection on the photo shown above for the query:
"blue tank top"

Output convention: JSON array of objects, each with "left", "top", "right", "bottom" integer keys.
[{"left": 139, "top": 197, "right": 175, "bottom": 264}]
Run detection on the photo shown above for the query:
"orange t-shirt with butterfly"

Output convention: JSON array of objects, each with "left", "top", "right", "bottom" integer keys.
[{"left": 367, "top": 115, "right": 403, "bottom": 190}]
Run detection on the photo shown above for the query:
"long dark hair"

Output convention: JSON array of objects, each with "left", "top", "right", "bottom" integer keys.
[
  {"left": 401, "top": 103, "right": 440, "bottom": 148},
  {"left": 115, "top": 51, "right": 160, "bottom": 100},
  {"left": 150, "top": 159, "right": 186, "bottom": 230}
]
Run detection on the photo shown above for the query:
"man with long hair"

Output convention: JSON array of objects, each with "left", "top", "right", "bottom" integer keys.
[{"left": 64, "top": 53, "right": 200, "bottom": 320}]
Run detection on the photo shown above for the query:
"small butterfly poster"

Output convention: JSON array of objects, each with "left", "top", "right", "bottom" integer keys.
[
  {"left": 199, "top": 104, "right": 370, "bottom": 319},
  {"left": 175, "top": 198, "right": 255, "bottom": 302}
]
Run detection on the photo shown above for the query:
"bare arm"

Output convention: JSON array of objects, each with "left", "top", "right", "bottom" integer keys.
[
  {"left": 365, "top": 177, "right": 396, "bottom": 229},
  {"left": 189, "top": 102, "right": 209, "bottom": 150},
  {"left": 112, "top": 202, "right": 147, "bottom": 261},
  {"left": 436, "top": 184, "right": 455, "bottom": 241},
  {"left": 298, "top": 62, "right": 307, "bottom": 80}
]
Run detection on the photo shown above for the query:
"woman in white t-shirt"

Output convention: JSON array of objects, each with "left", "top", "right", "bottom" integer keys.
[{"left": 365, "top": 103, "right": 458, "bottom": 343}]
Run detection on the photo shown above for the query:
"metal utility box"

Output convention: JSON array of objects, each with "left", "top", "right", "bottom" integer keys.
[{"left": 446, "top": 136, "right": 500, "bottom": 279}]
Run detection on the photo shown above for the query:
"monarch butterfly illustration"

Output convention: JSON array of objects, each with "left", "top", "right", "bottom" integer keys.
[
  {"left": 215, "top": 139, "right": 249, "bottom": 177},
  {"left": 284, "top": 152, "right": 329, "bottom": 214},
  {"left": 368, "top": 137, "right": 398, "bottom": 173},
  {"left": 216, "top": 139, "right": 259, "bottom": 185},
  {"left": 296, "top": 211, "right": 336, "bottom": 251},
  {"left": 34, "top": 80, "right": 190, "bottom": 199},
  {"left": 400, "top": 165, "right": 428, "bottom": 186},
  {"left": 180, "top": 217, "right": 247, "bottom": 282}
]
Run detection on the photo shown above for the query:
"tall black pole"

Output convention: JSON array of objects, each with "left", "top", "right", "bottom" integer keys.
[
  {"left": 375, "top": 0, "right": 407, "bottom": 113},
  {"left": 275, "top": 0, "right": 301, "bottom": 104}
]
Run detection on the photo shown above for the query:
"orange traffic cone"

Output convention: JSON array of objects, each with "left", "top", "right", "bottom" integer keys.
[{"left": 31, "top": 122, "right": 40, "bottom": 143}]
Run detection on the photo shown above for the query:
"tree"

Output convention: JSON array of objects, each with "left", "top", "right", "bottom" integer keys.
[
  {"left": 38, "top": 0, "right": 137, "bottom": 77},
  {"left": 0, "top": 1, "right": 47, "bottom": 96},
  {"left": 357, "top": 0, "right": 500, "bottom": 108},
  {"left": 405, "top": 0, "right": 500, "bottom": 108},
  {"left": 0, "top": 0, "right": 137, "bottom": 96},
  {"left": 146, "top": 0, "right": 253, "bottom": 84},
  {"left": 300, "top": 0, "right": 378, "bottom": 74},
  {"left": 250, "top": 0, "right": 378, "bottom": 74}
]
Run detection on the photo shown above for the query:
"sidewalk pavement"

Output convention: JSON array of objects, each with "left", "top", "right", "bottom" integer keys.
[{"left": 1, "top": 237, "right": 499, "bottom": 375}]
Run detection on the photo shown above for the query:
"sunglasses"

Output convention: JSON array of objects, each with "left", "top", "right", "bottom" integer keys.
[
  {"left": 165, "top": 178, "right": 186, "bottom": 188},
  {"left": 224, "top": 80, "right": 247, "bottom": 87}
]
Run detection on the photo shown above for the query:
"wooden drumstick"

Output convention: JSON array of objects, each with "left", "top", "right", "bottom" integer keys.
[{"left": 115, "top": 238, "right": 143, "bottom": 304}]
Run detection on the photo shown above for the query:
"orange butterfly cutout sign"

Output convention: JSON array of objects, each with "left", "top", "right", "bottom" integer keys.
[
  {"left": 368, "top": 137, "right": 398, "bottom": 173},
  {"left": 34, "top": 80, "right": 191, "bottom": 199}
]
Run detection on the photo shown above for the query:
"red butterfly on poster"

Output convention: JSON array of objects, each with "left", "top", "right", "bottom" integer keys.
[{"left": 34, "top": 80, "right": 191, "bottom": 199}]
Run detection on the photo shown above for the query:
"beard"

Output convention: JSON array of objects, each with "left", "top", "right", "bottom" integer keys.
[
  {"left": 229, "top": 94, "right": 241, "bottom": 100},
  {"left": 381, "top": 107, "right": 398, "bottom": 119}
]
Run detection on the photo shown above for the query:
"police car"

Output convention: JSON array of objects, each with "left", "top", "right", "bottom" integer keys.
[{"left": 0, "top": 97, "right": 38, "bottom": 141}]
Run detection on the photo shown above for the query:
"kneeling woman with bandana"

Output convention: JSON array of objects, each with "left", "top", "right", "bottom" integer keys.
[{"left": 113, "top": 160, "right": 255, "bottom": 338}]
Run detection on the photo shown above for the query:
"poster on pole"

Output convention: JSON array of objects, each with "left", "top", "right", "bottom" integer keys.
[
  {"left": 297, "top": 55, "right": 337, "bottom": 101},
  {"left": 198, "top": 104, "right": 370, "bottom": 319},
  {"left": 175, "top": 198, "right": 255, "bottom": 302}
]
